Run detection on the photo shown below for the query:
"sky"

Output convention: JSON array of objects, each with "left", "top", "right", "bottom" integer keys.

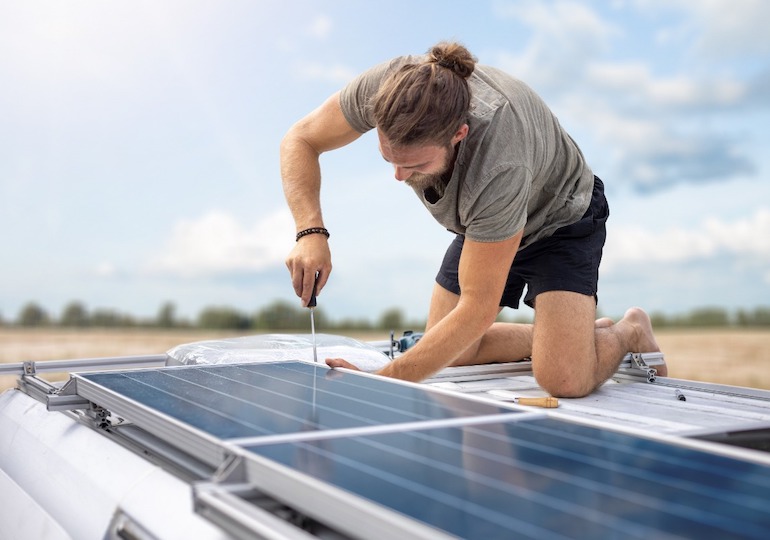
[{"left": 1, "top": 0, "right": 769, "bottom": 324}]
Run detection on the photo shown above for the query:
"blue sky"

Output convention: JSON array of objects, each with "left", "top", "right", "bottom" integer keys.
[{"left": 1, "top": 0, "right": 768, "bottom": 323}]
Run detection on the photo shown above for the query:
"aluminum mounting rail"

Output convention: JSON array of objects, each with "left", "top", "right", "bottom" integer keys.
[{"left": 0, "top": 354, "right": 168, "bottom": 377}]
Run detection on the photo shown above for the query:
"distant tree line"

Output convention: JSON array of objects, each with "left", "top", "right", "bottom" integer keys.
[
  {"left": 1, "top": 301, "right": 769, "bottom": 331},
  {"left": 649, "top": 306, "right": 770, "bottom": 328},
  {"left": 0, "top": 300, "right": 428, "bottom": 333}
]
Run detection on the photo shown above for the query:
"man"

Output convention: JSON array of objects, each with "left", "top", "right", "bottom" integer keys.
[{"left": 280, "top": 41, "right": 664, "bottom": 397}]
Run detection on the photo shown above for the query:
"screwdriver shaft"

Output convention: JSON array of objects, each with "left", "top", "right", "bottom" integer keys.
[
  {"left": 309, "top": 272, "right": 319, "bottom": 363},
  {"left": 310, "top": 307, "right": 317, "bottom": 363}
]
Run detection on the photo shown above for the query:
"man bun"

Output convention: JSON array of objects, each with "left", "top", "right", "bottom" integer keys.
[
  {"left": 371, "top": 41, "right": 476, "bottom": 146},
  {"left": 427, "top": 42, "right": 476, "bottom": 79}
]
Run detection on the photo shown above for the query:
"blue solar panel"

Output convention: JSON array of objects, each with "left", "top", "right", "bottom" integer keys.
[
  {"left": 78, "top": 361, "right": 770, "bottom": 539},
  {"left": 80, "top": 362, "right": 518, "bottom": 440},
  {"left": 245, "top": 417, "right": 770, "bottom": 539}
]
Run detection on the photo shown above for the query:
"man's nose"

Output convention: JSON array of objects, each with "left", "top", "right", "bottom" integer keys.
[{"left": 394, "top": 166, "right": 412, "bottom": 181}]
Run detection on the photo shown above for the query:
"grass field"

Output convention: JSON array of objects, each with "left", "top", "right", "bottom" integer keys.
[{"left": 1, "top": 327, "right": 769, "bottom": 392}]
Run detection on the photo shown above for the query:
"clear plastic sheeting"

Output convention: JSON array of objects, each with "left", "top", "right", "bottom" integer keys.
[{"left": 166, "top": 333, "right": 391, "bottom": 372}]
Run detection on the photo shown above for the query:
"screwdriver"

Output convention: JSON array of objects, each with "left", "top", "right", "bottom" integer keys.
[{"left": 308, "top": 272, "right": 319, "bottom": 363}]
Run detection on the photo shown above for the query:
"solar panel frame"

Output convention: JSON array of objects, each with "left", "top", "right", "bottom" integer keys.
[
  {"left": 205, "top": 449, "right": 459, "bottom": 540},
  {"left": 74, "top": 368, "right": 231, "bottom": 466},
  {"left": 73, "top": 361, "right": 525, "bottom": 467},
  {"left": 238, "top": 417, "right": 770, "bottom": 540}
]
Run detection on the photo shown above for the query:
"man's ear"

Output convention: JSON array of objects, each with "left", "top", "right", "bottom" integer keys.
[{"left": 452, "top": 124, "right": 469, "bottom": 145}]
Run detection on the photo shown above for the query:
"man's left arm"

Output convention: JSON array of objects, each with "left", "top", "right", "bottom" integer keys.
[{"left": 372, "top": 231, "right": 523, "bottom": 382}]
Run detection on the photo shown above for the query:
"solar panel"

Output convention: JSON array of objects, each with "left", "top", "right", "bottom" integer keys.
[
  {"left": 75, "top": 362, "right": 522, "bottom": 464},
  {"left": 74, "top": 361, "right": 770, "bottom": 539},
  {"left": 242, "top": 417, "right": 770, "bottom": 539}
]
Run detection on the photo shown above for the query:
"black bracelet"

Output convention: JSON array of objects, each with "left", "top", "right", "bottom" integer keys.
[{"left": 296, "top": 227, "right": 330, "bottom": 242}]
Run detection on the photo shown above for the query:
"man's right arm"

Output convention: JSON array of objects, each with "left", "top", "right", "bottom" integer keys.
[{"left": 280, "top": 91, "right": 363, "bottom": 306}]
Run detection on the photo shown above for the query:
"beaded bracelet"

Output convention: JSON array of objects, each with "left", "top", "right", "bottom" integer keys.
[{"left": 295, "top": 227, "right": 330, "bottom": 242}]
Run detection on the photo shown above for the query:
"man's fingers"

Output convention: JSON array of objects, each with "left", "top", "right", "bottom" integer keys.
[
  {"left": 316, "top": 267, "right": 330, "bottom": 292},
  {"left": 286, "top": 262, "right": 318, "bottom": 302},
  {"left": 301, "top": 267, "right": 331, "bottom": 306},
  {"left": 285, "top": 235, "right": 332, "bottom": 304},
  {"left": 325, "top": 358, "right": 360, "bottom": 371},
  {"left": 302, "top": 270, "right": 320, "bottom": 307}
]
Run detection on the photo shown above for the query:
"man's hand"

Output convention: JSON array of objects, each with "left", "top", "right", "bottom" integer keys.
[
  {"left": 286, "top": 234, "right": 331, "bottom": 306},
  {"left": 325, "top": 358, "right": 361, "bottom": 372}
]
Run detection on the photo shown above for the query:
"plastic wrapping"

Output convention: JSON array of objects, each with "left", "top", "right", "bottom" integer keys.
[{"left": 166, "top": 333, "right": 391, "bottom": 372}]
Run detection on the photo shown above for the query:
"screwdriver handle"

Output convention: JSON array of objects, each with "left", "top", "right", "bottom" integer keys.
[
  {"left": 308, "top": 272, "right": 319, "bottom": 308},
  {"left": 516, "top": 396, "right": 559, "bottom": 408}
]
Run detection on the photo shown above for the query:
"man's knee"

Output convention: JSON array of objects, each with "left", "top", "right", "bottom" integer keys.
[
  {"left": 531, "top": 291, "right": 599, "bottom": 397},
  {"left": 533, "top": 362, "right": 596, "bottom": 398}
]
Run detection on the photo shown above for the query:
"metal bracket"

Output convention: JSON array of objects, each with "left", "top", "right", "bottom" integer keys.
[
  {"left": 195, "top": 453, "right": 320, "bottom": 539},
  {"left": 619, "top": 352, "right": 659, "bottom": 383},
  {"left": 14, "top": 373, "right": 94, "bottom": 412},
  {"left": 630, "top": 352, "right": 649, "bottom": 369},
  {"left": 213, "top": 453, "right": 248, "bottom": 484},
  {"left": 48, "top": 377, "right": 92, "bottom": 411},
  {"left": 83, "top": 404, "right": 110, "bottom": 429},
  {"left": 194, "top": 482, "right": 317, "bottom": 540},
  {"left": 4, "top": 355, "right": 167, "bottom": 411},
  {"left": 17, "top": 374, "right": 57, "bottom": 404}
]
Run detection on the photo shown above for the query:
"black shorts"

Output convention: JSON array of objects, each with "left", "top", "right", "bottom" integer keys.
[{"left": 436, "top": 176, "right": 609, "bottom": 309}]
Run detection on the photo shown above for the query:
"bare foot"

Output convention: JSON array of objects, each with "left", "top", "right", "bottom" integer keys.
[
  {"left": 595, "top": 317, "right": 614, "bottom": 328},
  {"left": 621, "top": 307, "right": 667, "bottom": 376}
]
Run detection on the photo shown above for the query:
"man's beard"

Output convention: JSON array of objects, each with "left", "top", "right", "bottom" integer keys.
[
  {"left": 404, "top": 145, "right": 454, "bottom": 196},
  {"left": 404, "top": 171, "right": 444, "bottom": 193}
]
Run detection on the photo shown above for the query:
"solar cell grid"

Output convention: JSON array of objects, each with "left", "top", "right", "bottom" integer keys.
[
  {"left": 245, "top": 418, "right": 770, "bottom": 539},
  {"left": 79, "top": 362, "right": 518, "bottom": 441}
]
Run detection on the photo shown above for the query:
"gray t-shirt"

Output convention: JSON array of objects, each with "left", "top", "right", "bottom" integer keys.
[{"left": 339, "top": 56, "right": 594, "bottom": 248}]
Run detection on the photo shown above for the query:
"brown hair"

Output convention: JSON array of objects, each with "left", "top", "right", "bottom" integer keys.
[{"left": 371, "top": 42, "right": 476, "bottom": 147}]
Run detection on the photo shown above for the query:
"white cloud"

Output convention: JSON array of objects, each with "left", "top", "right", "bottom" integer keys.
[
  {"left": 494, "top": 0, "right": 618, "bottom": 90},
  {"left": 704, "top": 208, "right": 770, "bottom": 255},
  {"left": 146, "top": 210, "right": 295, "bottom": 278},
  {"left": 640, "top": 0, "right": 770, "bottom": 57},
  {"left": 495, "top": 0, "right": 613, "bottom": 43},
  {"left": 694, "top": 0, "right": 770, "bottom": 56},
  {"left": 602, "top": 208, "right": 770, "bottom": 272},
  {"left": 308, "top": 15, "right": 333, "bottom": 39},
  {"left": 492, "top": 0, "right": 763, "bottom": 191},
  {"left": 561, "top": 103, "right": 752, "bottom": 190},
  {"left": 95, "top": 262, "right": 117, "bottom": 278},
  {"left": 586, "top": 62, "right": 746, "bottom": 109},
  {"left": 294, "top": 61, "right": 358, "bottom": 85}
]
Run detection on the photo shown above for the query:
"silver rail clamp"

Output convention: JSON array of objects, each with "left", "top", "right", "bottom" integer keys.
[{"left": 617, "top": 352, "right": 664, "bottom": 383}]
